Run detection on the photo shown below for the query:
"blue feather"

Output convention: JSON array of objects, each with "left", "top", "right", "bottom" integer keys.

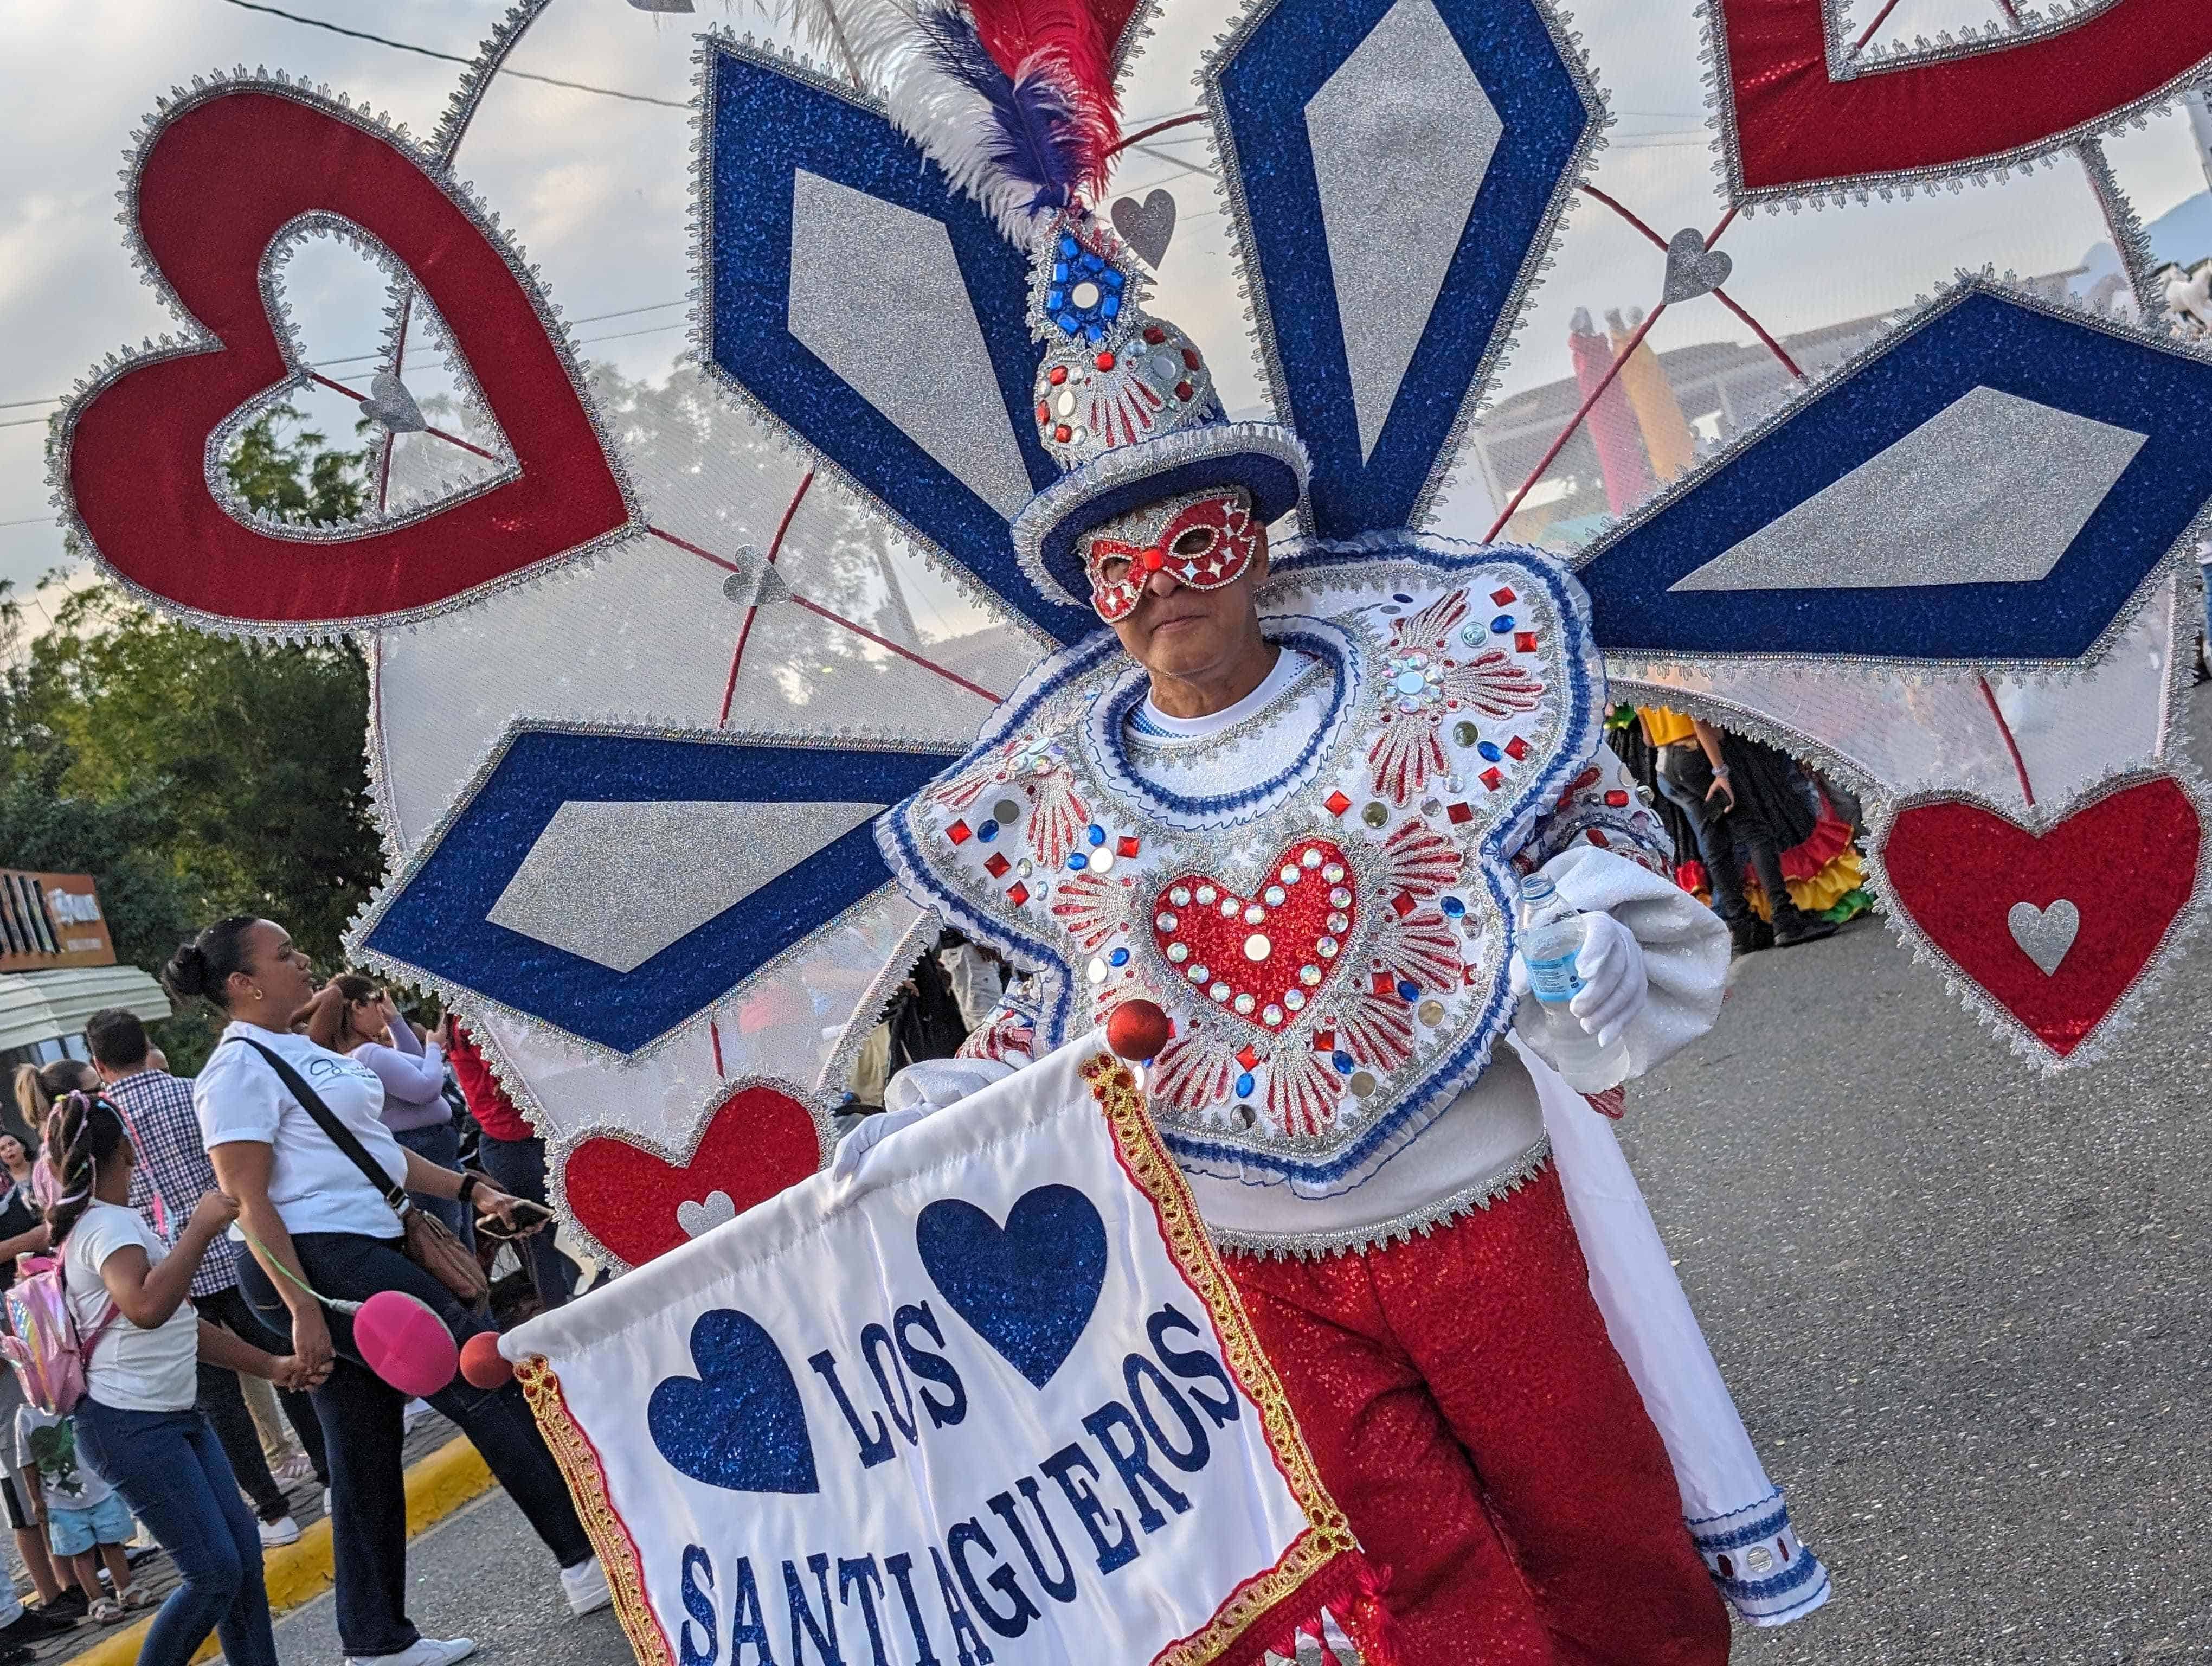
[{"left": 917, "top": 9, "right": 1087, "bottom": 214}]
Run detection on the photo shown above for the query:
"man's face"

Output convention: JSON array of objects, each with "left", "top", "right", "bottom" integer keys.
[{"left": 1082, "top": 490, "right": 1269, "bottom": 681}]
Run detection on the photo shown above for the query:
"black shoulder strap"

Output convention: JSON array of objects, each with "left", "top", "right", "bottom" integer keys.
[{"left": 233, "top": 1038, "right": 409, "bottom": 1219}]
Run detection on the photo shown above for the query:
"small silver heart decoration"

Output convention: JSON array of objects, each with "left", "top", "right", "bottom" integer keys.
[
  {"left": 2007, "top": 898, "right": 2079, "bottom": 976},
  {"left": 357, "top": 372, "right": 426, "bottom": 434},
  {"left": 721, "top": 545, "right": 793, "bottom": 608},
  {"left": 1661, "top": 228, "right": 1733, "bottom": 305},
  {"left": 1111, "top": 190, "right": 1177, "bottom": 269},
  {"left": 674, "top": 1189, "right": 737, "bottom": 1238}
]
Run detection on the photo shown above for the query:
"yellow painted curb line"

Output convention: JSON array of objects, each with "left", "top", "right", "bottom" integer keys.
[{"left": 57, "top": 1437, "right": 495, "bottom": 1666}]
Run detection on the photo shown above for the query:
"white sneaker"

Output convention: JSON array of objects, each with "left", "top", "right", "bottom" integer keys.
[
  {"left": 258, "top": 1514, "right": 301, "bottom": 1548},
  {"left": 345, "top": 1637, "right": 477, "bottom": 1666},
  {"left": 560, "top": 1558, "right": 612, "bottom": 1617},
  {"left": 323, "top": 1488, "right": 334, "bottom": 1517}
]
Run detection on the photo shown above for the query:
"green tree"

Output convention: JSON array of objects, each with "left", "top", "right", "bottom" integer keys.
[{"left": 3, "top": 406, "right": 381, "bottom": 1071}]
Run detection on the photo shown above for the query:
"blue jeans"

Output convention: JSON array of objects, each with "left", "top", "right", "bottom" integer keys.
[
  {"left": 393, "top": 1119, "right": 474, "bottom": 1248},
  {"left": 74, "top": 1401, "right": 275, "bottom": 1666},
  {"left": 241, "top": 1231, "right": 593, "bottom": 1657}
]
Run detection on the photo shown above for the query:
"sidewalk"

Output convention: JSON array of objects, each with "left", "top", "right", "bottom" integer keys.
[{"left": 26, "top": 1412, "right": 487, "bottom": 1666}]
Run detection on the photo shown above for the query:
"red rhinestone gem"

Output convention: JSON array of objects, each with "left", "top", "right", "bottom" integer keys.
[
  {"left": 947, "top": 819, "right": 972, "bottom": 845},
  {"left": 1182, "top": 348, "right": 1200, "bottom": 369},
  {"left": 1173, "top": 381, "right": 1194, "bottom": 402},
  {"left": 1481, "top": 767, "right": 1504, "bottom": 791},
  {"left": 1036, "top": 403, "right": 1050, "bottom": 424},
  {"left": 1446, "top": 801, "right": 1474, "bottom": 825},
  {"left": 1096, "top": 350, "right": 1117, "bottom": 371},
  {"left": 1586, "top": 829, "right": 1611, "bottom": 848},
  {"left": 1514, "top": 631, "right": 1539, "bottom": 652},
  {"left": 1390, "top": 890, "right": 1417, "bottom": 919},
  {"left": 1325, "top": 790, "right": 1352, "bottom": 816},
  {"left": 1142, "top": 547, "right": 1166, "bottom": 571},
  {"left": 1236, "top": 1044, "right": 1259, "bottom": 1072},
  {"left": 1049, "top": 366, "right": 1069, "bottom": 386},
  {"left": 1311, "top": 1029, "right": 1336, "bottom": 1053},
  {"left": 1117, "top": 835, "right": 1140, "bottom": 858},
  {"left": 1054, "top": 425, "right": 1073, "bottom": 443},
  {"left": 1007, "top": 882, "right": 1030, "bottom": 906},
  {"left": 1369, "top": 971, "right": 1399, "bottom": 998},
  {"left": 1143, "top": 325, "right": 1166, "bottom": 344},
  {"left": 1505, "top": 735, "right": 1529, "bottom": 761},
  {"left": 1490, "top": 587, "right": 1516, "bottom": 606},
  {"left": 983, "top": 853, "right": 1010, "bottom": 878},
  {"left": 1604, "top": 789, "right": 1630, "bottom": 808}
]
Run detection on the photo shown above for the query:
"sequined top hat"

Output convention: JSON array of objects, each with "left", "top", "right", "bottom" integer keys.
[{"left": 1009, "top": 211, "right": 1309, "bottom": 612}]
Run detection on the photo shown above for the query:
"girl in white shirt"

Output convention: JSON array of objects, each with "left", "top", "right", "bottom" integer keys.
[{"left": 46, "top": 1091, "right": 312, "bottom": 1666}]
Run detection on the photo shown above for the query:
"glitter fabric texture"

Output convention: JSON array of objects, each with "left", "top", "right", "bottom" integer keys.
[{"left": 1223, "top": 1167, "right": 1729, "bottom": 1665}]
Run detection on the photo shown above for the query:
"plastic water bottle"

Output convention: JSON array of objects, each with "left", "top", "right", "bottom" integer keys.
[{"left": 1516, "top": 875, "right": 1630, "bottom": 1093}]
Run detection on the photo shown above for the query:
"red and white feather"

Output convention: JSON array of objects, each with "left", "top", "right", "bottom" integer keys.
[
  {"left": 1265, "top": 1049, "right": 1342, "bottom": 1139},
  {"left": 1375, "top": 817, "right": 1464, "bottom": 900},
  {"left": 1445, "top": 649, "right": 1545, "bottom": 718},
  {"left": 1049, "top": 869, "right": 1121, "bottom": 951}
]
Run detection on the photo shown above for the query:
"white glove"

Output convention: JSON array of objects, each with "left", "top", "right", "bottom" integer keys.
[
  {"left": 1508, "top": 909, "right": 1649, "bottom": 1050},
  {"left": 829, "top": 1058, "right": 1015, "bottom": 1182}
]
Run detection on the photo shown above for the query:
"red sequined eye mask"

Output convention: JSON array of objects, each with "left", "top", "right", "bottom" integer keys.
[{"left": 1083, "top": 491, "right": 1257, "bottom": 622}]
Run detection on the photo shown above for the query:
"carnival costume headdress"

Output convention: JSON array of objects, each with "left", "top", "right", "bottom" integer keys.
[{"left": 46, "top": 0, "right": 2212, "bottom": 1270}]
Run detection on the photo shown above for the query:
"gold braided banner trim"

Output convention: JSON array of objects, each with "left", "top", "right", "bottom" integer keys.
[
  {"left": 1081, "top": 1054, "right": 1362, "bottom": 1666},
  {"left": 516, "top": 1354, "right": 672, "bottom": 1666}
]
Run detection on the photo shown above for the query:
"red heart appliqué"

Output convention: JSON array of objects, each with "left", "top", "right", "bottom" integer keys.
[
  {"left": 560, "top": 1084, "right": 824, "bottom": 1268},
  {"left": 63, "top": 86, "right": 637, "bottom": 630},
  {"left": 1880, "top": 777, "right": 2202, "bottom": 1059},
  {"left": 1152, "top": 838, "right": 1355, "bottom": 1032},
  {"left": 1713, "top": 0, "right": 2212, "bottom": 198}
]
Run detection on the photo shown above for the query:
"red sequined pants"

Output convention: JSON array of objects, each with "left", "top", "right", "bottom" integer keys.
[{"left": 1224, "top": 1165, "right": 1731, "bottom": 1665}]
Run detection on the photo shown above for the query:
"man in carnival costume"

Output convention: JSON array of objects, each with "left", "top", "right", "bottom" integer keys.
[{"left": 855, "top": 204, "right": 1820, "bottom": 1660}]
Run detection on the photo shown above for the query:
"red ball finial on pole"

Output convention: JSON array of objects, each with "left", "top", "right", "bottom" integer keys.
[{"left": 1105, "top": 999, "right": 1171, "bottom": 1062}]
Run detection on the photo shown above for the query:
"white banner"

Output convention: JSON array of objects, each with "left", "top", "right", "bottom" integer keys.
[{"left": 503, "top": 1040, "right": 1387, "bottom": 1666}]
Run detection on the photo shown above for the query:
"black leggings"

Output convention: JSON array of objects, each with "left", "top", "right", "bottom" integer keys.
[{"left": 239, "top": 1231, "right": 591, "bottom": 1657}]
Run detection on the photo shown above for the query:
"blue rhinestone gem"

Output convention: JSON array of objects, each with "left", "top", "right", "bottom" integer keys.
[
  {"left": 1046, "top": 289, "right": 1065, "bottom": 312},
  {"left": 1109, "top": 947, "right": 1130, "bottom": 967},
  {"left": 1490, "top": 614, "right": 1515, "bottom": 633},
  {"left": 1234, "top": 1072, "right": 1256, "bottom": 1098},
  {"left": 1397, "top": 979, "right": 1420, "bottom": 1002},
  {"left": 1081, "top": 252, "right": 1103, "bottom": 271},
  {"left": 1393, "top": 592, "right": 1414, "bottom": 604},
  {"left": 1058, "top": 313, "right": 1079, "bottom": 335},
  {"left": 975, "top": 819, "right": 998, "bottom": 843},
  {"left": 1477, "top": 741, "right": 1503, "bottom": 762},
  {"left": 1088, "top": 824, "right": 1106, "bottom": 847},
  {"left": 1103, "top": 268, "right": 1123, "bottom": 290},
  {"left": 1066, "top": 852, "right": 1088, "bottom": 871},
  {"left": 1441, "top": 895, "right": 1466, "bottom": 918},
  {"left": 1332, "top": 1050, "right": 1355, "bottom": 1074},
  {"left": 1085, "top": 322, "right": 1105, "bottom": 342},
  {"left": 1059, "top": 234, "right": 1079, "bottom": 257},
  {"left": 1101, "top": 294, "right": 1121, "bottom": 318},
  {"left": 1052, "top": 261, "right": 1069, "bottom": 283}
]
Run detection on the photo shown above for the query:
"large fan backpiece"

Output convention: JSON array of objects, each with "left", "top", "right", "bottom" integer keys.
[{"left": 48, "top": 0, "right": 2212, "bottom": 1270}]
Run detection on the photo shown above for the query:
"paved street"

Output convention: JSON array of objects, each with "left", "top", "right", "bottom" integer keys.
[{"left": 253, "top": 694, "right": 2212, "bottom": 1665}]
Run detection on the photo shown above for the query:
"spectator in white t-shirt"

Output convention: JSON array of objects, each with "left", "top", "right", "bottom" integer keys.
[
  {"left": 167, "top": 917, "right": 610, "bottom": 1666},
  {"left": 44, "top": 1091, "right": 316, "bottom": 1666}
]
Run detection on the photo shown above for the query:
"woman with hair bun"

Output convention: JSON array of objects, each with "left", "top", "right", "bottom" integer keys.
[
  {"left": 44, "top": 1089, "right": 314, "bottom": 1666},
  {"left": 168, "top": 918, "right": 608, "bottom": 1666}
]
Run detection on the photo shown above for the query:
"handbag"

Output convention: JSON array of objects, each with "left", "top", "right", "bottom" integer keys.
[{"left": 236, "top": 1039, "right": 490, "bottom": 1309}]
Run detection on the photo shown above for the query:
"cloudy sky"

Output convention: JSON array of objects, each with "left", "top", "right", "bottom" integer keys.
[{"left": 2, "top": 0, "right": 2206, "bottom": 611}]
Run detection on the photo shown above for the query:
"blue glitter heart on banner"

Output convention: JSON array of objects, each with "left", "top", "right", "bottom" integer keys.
[
  {"left": 647, "top": 1309, "right": 819, "bottom": 1494},
  {"left": 916, "top": 1184, "right": 1108, "bottom": 1389}
]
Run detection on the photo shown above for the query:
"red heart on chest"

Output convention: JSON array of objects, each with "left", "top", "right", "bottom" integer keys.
[
  {"left": 1713, "top": 0, "right": 2212, "bottom": 197},
  {"left": 64, "top": 87, "right": 635, "bottom": 631},
  {"left": 559, "top": 1084, "right": 823, "bottom": 1268},
  {"left": 1879, "top": 777, "right": 2202, "bottom": 1059},
  {"left": 1151, "top": 838, "right": 1356, "bottom": 1032}
]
